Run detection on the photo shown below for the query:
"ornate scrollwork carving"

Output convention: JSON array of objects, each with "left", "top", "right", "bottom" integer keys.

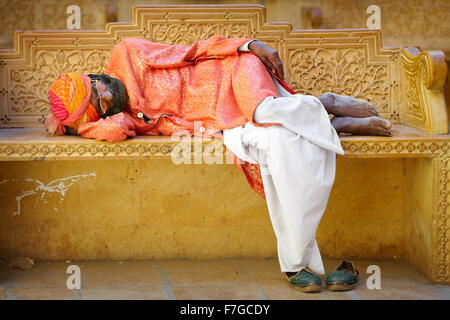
[
  {"left": 289, "top": 47, "right": 392, "bottom": 119},
  {"left": 435, "top": 156, "right": 450, "bottom": 283},
  {"left": 9, "top": 49, "right": 110, "bottom": 115},
  {"left": 401, "top": 48, "right": 448, "bottom": 134},
  {"left": 403, "top": 64, "right": 424, "bottom": 122},
  {"left": 0, "top": 138, "right": 448, "bottom": 160},
  {"left": 151, "top": 23, "right": 249, "bottom": 44}
]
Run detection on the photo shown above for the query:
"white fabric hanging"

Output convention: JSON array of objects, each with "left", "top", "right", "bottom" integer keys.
[{"left": 223, "top": 47, "right": 344, "bottom": 273}]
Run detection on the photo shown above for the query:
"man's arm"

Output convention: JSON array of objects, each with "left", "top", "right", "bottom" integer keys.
[
  {"left": 77, "top": 113, "right": 137, "bottom": 142},
  {"left": 77, "top": 112, "right": 161, "bottom": 142},
  {"left": 239, "top": 40, "right": 285, "bottom": 80}
]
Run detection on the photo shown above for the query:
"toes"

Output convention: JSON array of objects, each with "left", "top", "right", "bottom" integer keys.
[
  {"left": 383, "top": 120, "right": 392, "bottom": 129},
  {"left": 381, "top": 127, "right": 394, "bottom": 136},
  {"left": 370, "top": 117, "right": 394, "bottom": 136},
  {"left": 368, "top": 103, "right": 380, "bottom": 114},
  {"left": 375, "top": 128, "right": 393, "bottom": 136},
  {"left": 375, "top": 117, "right": 392, "bottom": 129}
]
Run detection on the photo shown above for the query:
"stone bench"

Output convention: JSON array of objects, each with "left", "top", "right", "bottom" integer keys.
[{"left": 0, "top": 5, "right": 449, "bottom": 284}]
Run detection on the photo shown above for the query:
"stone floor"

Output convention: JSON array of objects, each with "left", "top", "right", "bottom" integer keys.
[{"left": 0, "top": 257, "right": 449, "bottom": 300}]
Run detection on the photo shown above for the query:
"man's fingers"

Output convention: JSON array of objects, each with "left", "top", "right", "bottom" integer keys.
[
  {"left": 259, "top": 56, "right": 270, "bottom": 70},
  {"left": 267, "top": 52, "right": 284, "bottom": 79},
  {"left": 270, "top": 58, "right": 284, "bottom": 79},
  {"left": 260, "top": 54, "right": 284, "bottom": 79},
  {"left": 276, "top": 62, "right": 284, "bottom": 79}
]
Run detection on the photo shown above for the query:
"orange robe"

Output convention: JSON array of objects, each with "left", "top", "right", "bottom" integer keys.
[{"left": 78, "top": 36, "right": 284, "bottom": 197}]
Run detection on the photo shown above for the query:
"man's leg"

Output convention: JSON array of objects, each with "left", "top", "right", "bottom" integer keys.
[
  {"left": 331, "top": 116, "right": 394, "bottom": 136},
  {"left": 239, "top": 93, "right": 340, "bottom": 276},
  {"left": 239, "top": 122, "right": 335, "bottom": 293},
  {"left": 316, "top": 92, "right": 394, "bottom": 136},
  {"left": 318, "top": 92, "right": 380, "bottom": 118},
  {"left": 252, "top": 95, "right": 345, "bottom": 155},
  {"left": 247, "top": 125, "right": 336, "bottom": 275}
]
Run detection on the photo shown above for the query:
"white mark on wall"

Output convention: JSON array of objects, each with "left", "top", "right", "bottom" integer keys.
[{"left": 12, "top": 173, "right": 96, "bottom": 216}]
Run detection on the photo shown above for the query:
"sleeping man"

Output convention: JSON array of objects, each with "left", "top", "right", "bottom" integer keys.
[{"left": 44, "top": 36, "right": 393, "bottom": 293}]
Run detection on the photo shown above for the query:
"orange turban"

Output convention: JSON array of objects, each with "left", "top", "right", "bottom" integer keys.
[{"left": 45, "top": 72, "right": 99, "bottom": 135}]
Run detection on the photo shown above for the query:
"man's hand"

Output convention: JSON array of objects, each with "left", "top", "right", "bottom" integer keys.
[{"left": 248, "top": 40, "right": 285, "bottom": 79}]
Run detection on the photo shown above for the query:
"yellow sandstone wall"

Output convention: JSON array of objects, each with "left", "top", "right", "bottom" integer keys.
[
  {"left": 0, "top": 158, "right": 404, "bottom": 261},
  {"left": 403, "top": 158, "right": 435, "bottom": 280},
  {"left": 0, "top": 1, "right": 445, "bottom": 266}
]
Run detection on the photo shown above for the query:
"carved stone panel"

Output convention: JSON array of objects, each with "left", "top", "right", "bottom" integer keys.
[
  {"left": 3, "top": 49, "right": 110, "bottom": 125},
  {"left": 150, "top": 23, "right": 250, "bottom": 44},
  {"left": 288, "top": 47, "right": 393, "bottom": 120},
  {"left": 434, "top": 156, "right": 450, "bottom": 283}
]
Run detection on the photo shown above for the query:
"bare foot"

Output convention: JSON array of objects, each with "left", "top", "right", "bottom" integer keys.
[
  {"left": 331, "top": 116, "right": 394, "bottom": 136},
  {"left": 319, "top": 92, "right": 380, "bottom": 118}
]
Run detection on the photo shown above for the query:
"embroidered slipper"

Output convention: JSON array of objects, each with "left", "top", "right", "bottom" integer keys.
[
  {"left": 286, "top": 268, "right": 322, "bottom": 293},
  {"left": 326, "top": 260, "right": 359, "bottom": 291}
]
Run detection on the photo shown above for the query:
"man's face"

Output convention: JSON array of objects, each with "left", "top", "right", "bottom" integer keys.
[{"left": 90, "top": 79, "right": 114, "bottom": 116}]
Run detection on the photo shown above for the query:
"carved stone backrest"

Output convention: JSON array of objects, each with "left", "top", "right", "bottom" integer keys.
[{"left": 0, "top": 5, "right": 447, "bottom": 134}]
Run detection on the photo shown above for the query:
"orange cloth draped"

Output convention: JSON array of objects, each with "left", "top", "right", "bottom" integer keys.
[
  {"left": 45, "top": 72, "right": 99, "bottom": 135},
  {"left": 73, "top": 36, "right": 288, "bottom": 197},
  {"left": 101, "top": 35, "right": 280, "bottom": 135}
]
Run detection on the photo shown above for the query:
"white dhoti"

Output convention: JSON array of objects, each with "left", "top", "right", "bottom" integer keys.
[{"left": 223, "top": 77, "right": 344, "bottom": 275}]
